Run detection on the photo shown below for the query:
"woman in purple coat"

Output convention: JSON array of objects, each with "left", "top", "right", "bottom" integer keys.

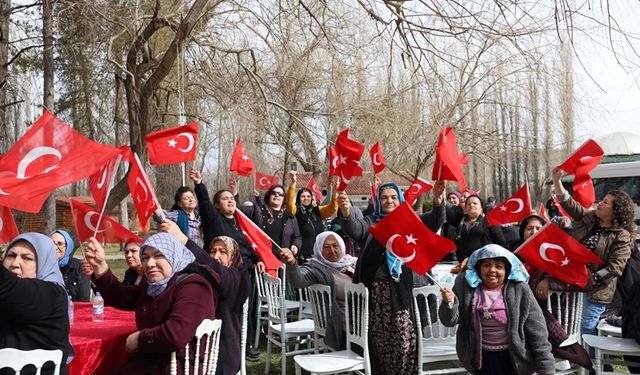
[{"left": 83, "top": 233, "right": 219, "bottom": 375}]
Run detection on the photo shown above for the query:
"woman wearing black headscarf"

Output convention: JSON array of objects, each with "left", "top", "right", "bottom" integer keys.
[{"left": 286, "top": 170, "right": 338, "bottom": 263}]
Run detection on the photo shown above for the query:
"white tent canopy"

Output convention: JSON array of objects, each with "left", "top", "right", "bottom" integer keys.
[{"left": 595, "top": 132, "right": 640, "bottom": 155}]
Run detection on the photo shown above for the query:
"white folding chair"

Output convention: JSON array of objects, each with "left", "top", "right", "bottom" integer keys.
[
  {"left": 308, "top": 284, "right": 332, "bottom": 353},
  {"left": 254, "top": 268, "right": 299, "bottom": 348},
  {"left": 294, "top": 282, "right": 371, "bottom": 375},
  {"left": 0, "top": 348, "right": 63, "bottom": 375},
  {"left": 545, "top": 290, "right": 584, "bottom": 373},
  {"left": 238, "top": 298, "right": 249, "bottom": 375},
  {"left": 263, "top": 273, "right": 315, "bottom": 375},
  {"left": 412, "top": 284, "right": 466, "bottom": 375},
  {"left": 582, "top": 334, "right": 640, "bottom": 374},
  {"left": 170, "top": 318, "right": 222, "bottom": 375}
]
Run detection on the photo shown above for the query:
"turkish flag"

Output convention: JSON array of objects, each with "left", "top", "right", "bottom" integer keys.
[
  {"left": 0, "top": 206, "right": 19, "bottom": 244},
  {"left": 255, "top": 172, "right": 278, "bottom": 190},
  {"left": 514, "top": 222, "right": 603, "bottom": 287},
  {"left": 369, "top": 141, "right": 386, "bottom": 174},
  {"left": 538, "top": 202, "right": 548, "bottom": 221},
  {"left": 69, "top": 198, "right": 143, "bottom": 244},
  {"left": 146, "top": 122, "right": 198, "bottom": 165},
  {"left": 368, "top": 202, "right": 456, "bottom": 275},
  {"left": 127, "top": 153, "right": 159, "bottom": 233},
  {"left": 486, "top": 184, "right": 533, "bottom": 225},
  {"left": 307, "top": 176, "right": 324, "bottom": 203},
  {"left": 328, "top": 146, "right": 339, "bottom": 176},
  {"left": 553, "top": 196, "right": 573, "bottom": 222},
  {"left": 230, "top": 139, "right": 255, "bottom": 177},
  {"left": 404, "top": 177, "right": 434, "bottom": 206},
  {"left": 334, "top": 130, "right": 365, "bottom": 191},
  {"left": 0, "top": 112, "right": 120, "bottom": 213},
  {"left": 88, "top": 146, "right": 129, "bottom": 211},
  {"left": 431, "top": 127, "right": 467, "bottom": 191},
  {"left": 235, "top": 208, "right": 282, "bottom": 276},
  {"left": 558, "top": 139, "right": 604, "bottom": 208}
]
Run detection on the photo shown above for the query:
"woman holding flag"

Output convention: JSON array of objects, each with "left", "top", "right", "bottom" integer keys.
[
  {"left": 550, "top": 166, "right": 635, "bottom": 336},
  {"left": 338, "top": 181, "right": 446, "bottom": 375}
]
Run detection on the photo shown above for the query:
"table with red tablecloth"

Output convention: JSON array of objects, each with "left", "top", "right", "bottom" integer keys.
[{"left": 68, "top": 302, "right": 137, "bottom": 375}]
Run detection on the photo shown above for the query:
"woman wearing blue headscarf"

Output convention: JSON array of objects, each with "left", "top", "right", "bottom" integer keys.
[
  {"left": 1, "top": 232, "right": 70, "bottom": 375},
  {"left": 50, "top": 229, "right": 91, "bottom": 301},
  {"left": 338, "top": 180, "right": 446, "bottom": 375},
  {"left": 83, "top": 233, "right": 220, "bottom": 374}
]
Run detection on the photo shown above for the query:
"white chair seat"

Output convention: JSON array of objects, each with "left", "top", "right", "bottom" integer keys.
[
  {"left": 597, "top": 320, "right": 622, "bottom": 337},
  {"left": 261, "top": 299, "right": 300, "bottom": 311},
  {"left": 294, "top": 350, "right": 364, "bottom": 373},
  {"left": 583, "top": 335, "right": 640, "bottom": 354},
  {"left": 422, "top": 343, "right": 457, "bottom": 358},
  {"left": 270, "top": 318, "right": 315, "bottom": 334}
]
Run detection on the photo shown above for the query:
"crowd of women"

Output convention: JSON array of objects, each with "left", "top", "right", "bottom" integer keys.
[{"left": 0, "top": 164, "right": 636, "bottom": 375}]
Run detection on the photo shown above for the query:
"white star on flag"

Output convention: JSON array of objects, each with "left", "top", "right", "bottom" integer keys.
[
  {"left": 406, "top": 234, "right": 417, "bottom": 244},
  {"left": 168, "top": 138, "right": 177, "bottom": 148},
  {"left": 561, "top": 258, "right": 569, "bottom": 266},
  {"left": 339, "top": 155, "right": 348, "bottom": 164},
  {"left": 499, "top": 205, "right": 507, "bottom": 211},
  {"left": 242, "top": 155, "right": 249, "bottom": 161}
]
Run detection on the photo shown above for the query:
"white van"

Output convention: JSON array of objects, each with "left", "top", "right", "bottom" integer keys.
[{"left": 563, "top": 160, "right": 640, "bottom": 225}]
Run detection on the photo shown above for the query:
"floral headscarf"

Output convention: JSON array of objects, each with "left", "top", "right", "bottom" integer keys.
[
  {"left": 308, "top": 231, "right": 356, "bottom": 271},
  {"left": 210, "top": 236, "right": 242, "bottom": 268},
  {"left": 465, "top": 244, "right": 529, "bottom": 288},
  {"left": 140, "top": 233, "right": 195, "bottom": 297}
]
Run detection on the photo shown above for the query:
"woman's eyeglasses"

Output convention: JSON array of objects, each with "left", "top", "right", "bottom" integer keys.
[
  {"left": 53, "top": 241, "right": 66, "bottom": 248},
  {"left": 272, "top": 192, "right": 285, "bottom": 197}
]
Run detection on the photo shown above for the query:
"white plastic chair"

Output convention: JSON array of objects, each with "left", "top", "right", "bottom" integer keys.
[
  {"left": 238, "top": 298, "right": 249, "bottom": 375},
  {"left": 0, "top": 348, "right": 63, "bottom": 375},
  {"left": 597, "top": 319, "right": 622, "bottom": 337},
  {"left": 412, "top": 284, "right": 466, "bottom": 375},
  {"left": 307, "top": 283, "right": 332, "bottom": 353},
  {"left": 294, "top": 282, "right": 370, "bottom": 375},
  {"left": 254, "top": 268, "right": 299, "bottom": 348},
  {"left": 545, "top": 290, "right": 584, "bottom": 373},
  {"left": 170, "top": 318, "right": 222, "bottom": 375},
  {"left": 582, "top": 334, "right": 640, "bottom": 374},
  {"left": 263, "top": 273, "right": 315, "bottom": 375},
  {"left": 298, "top": 287, "right": 313, "bottom": 320}
]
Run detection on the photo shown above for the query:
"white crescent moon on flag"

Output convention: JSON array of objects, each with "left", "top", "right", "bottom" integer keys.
[
  {"left": 372, "top": 152, "right": 383, "bottom": 166},
  {"left": 408, "top": 183, "right": 421, "bottom": 195},
  {"left": 340, "top": 171, "right": 351, "bottom": 185},
  {"left": 505, "top": 198, "right": 524, "bottom": 213},
  {"left": 84, "top": 212, "right": 105, "bottom": 233},
  {"left": 539, "top": 242, "right": 566, "bottom": 263},
  {"left": 385, "top": 234, "right": 401, "bottom": 251},
  {"left": 0, "top": 171, "right": 12, "bottom": 195},
  {"left": 259, "top": 177, "right": 269, "bottom": 186},
  {"left": 331, "top": 155, "right": 339, "bottom": 169},
  {"left": 312, "top": 184, "right": 320, "bottom": 193},
  {"left": 176, "top": 132, "right": 195, "bottom": 153},
  {"left": 393, "top": 249, "right": 416, "bottom": 263},
  {"left": 135, "top": 177, "right": 149, "bottom": 202},
  {"left": 96, "top": 167, "right": 108, "bottom": 189},
  {"left": 16, "top": 146, "right": 62, "bottom": 179}
]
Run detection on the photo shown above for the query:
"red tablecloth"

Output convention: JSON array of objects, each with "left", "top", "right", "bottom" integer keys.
[{"left": 68, "top": 302, "right": 137, "bottom": 375}]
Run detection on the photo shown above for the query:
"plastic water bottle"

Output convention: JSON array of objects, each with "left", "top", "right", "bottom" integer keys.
[
  {"left": 92, "top": 292, "right": 104, "bottom": 322},
  {"left": 67, "top": 295, "right": 74, "bottom": 325}
]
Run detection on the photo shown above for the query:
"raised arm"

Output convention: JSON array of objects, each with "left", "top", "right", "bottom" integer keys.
[{"left": 286, "top": 171, "right": 298, "bottom": 215}]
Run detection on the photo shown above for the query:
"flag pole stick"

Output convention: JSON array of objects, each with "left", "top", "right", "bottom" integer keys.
[
  {"left": 425, "top": 272, "right": 445, "bottom": 289},
  {"left": 92, "top": 154, "right": 123, "bottom": 240}
]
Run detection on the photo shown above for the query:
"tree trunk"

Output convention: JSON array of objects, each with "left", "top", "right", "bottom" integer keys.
[{"left": 42, "top": 0, "right": 56, "bottom": 233}]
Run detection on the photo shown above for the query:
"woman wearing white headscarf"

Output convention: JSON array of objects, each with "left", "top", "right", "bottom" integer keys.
[
  {"left": 0, "top": 232, "right": 70, "bottom": 375},
  {"left": 83, "top": 233, "right": 220, "bottom": 375},
  {"left": 279, "top": 231, "right": 356, "bottom": 350}
]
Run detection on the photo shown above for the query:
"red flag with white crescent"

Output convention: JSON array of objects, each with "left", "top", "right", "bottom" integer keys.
[
  {"left": 307, "top": 176, "right": 324, "bottom": 203},
  {"left": 234, "top": 208, "right": 282, "bottom": 276},
  {"left": 514, "top": 222, "right": 603, "bottom": 287},
  {"left": 69, "top": 198, "right": 143, "bottom": 244},
  {"left": 255, "top": 172, "right": 279, "bottom": 191},
  {"left": 146, "top": 122, "right": 198, "bottom": 165},
  {"left": 127, "top": 153, "right": 160, "bottom": 233},
  {"left": 368, "top": 202, "right": 456, "bottom": 275},
  {"left": 431, "top": 127, "right": 467, "bottom": 191},
  {"left": 369, "top": 141, "right": 386, "bottom": 174},
  {"left": 230, "top": 138, "right": 255, "bottom": 177},
  {"left": 0, "top": 112, "right": 120, "bottom": 213},
  {"left": 403, "top": 177, "right": 434, "bottom": 206},
  {"left": 538, "top": 202, "right": 548, "bottom": 221},
  {"left": 486, "top": 183, "right": 533, "bottom": 225},
  {"left": 88, "top": 146, "right": 129, "bottom": 211},
  {"left": 334, "top": 129, "right": 365, "bottom": 191},
  {"left": 558, "top": 139, "right": 604, "bottom": 208},
  {"left": 0, "top": 205, "right": 19, "bottom": 244}
]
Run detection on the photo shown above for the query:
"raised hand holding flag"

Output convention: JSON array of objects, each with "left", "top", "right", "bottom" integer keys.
[
  {"left": 368, "top": 202, "right": 456, "bottom": 275},
  {"left": 514, "top": 222, "right": 603, "bottom": 287},
  {"left": 230, "top": 139, "right": 255, "bottom": 177},
  {"left": 486, "top": 183, "right": 533, "bottom": 225},
  {"left": 146, "top": 122, "right": 198, "bottom": 165}
]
